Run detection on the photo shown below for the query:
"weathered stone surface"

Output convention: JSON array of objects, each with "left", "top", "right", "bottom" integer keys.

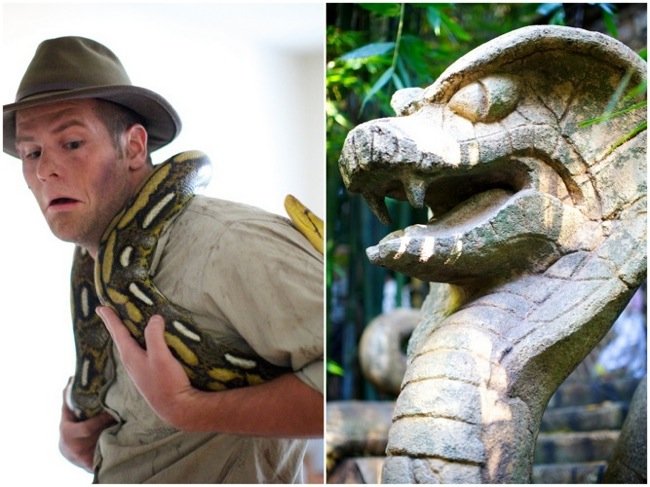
[
  {"left": 326, "top": 401, "right": 393, "bottom": 474},
  {"left": 534, "top": 431, "right": 620, "bottom": 464},
  {"left": 327, "top": 457, "right": 384, "bottom": 484},
  {"left": 547, "top": 377, "right": 640, "bottom": 408},
  {"left": 339, "top": 25, "right": 646, "bottom": 484},
  {"left": 358, "top": 308, "right": 420, "bottom": 395},
  {"left": 393, "top": 377, "right": 482, "bottom": 424},
  {"left": 532, "top": 461, "right": 607, "bottom": 484},
  {"left": 389, "top": 416, "right": 485, "bottom": 464},
  {"left": 603, "top": 376, "right": 647, "bottom": 483},
  {"left": 383, "top": 456, "right": 483, "bottom": 484},
  {"left": 540, "top": 401, "right": 628, "bottom": 432}
]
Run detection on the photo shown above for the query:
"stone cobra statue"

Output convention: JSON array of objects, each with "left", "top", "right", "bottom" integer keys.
[{"left": 338, "top": 25, "right": 646, "bottom": 483}]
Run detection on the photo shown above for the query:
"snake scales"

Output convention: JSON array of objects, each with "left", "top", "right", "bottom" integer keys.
[{"left": 67, "top": 151, "right": 291, "bottom": 420}]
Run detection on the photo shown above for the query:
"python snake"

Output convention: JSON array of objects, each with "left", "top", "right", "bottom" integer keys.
[{"left": 67, "top": 151, "right": 321, "bottom": 420}]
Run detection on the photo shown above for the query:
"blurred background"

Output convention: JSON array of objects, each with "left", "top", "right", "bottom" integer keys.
[
  {"left": 326, "top": 3, "right": 646, "bottom": 483},
  {"left": 1, "top": 2, "right": 324, "bottom": 484}
]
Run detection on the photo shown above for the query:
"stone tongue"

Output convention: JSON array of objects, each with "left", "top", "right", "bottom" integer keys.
[{"left": 429, "top": 187, "right": 513, "bottom": 235}]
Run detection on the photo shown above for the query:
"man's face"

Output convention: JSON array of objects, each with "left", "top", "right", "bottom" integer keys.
[{"left": 15, "top": 99, "right": 134, "bottom": 251}]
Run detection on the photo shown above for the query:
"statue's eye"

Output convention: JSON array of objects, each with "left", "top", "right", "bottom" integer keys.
[
  {"left": 449, "top": 74, "right": 520, "bottom": 123},
  {"left": 391, "top": 87, "right": 425, "bottom": 116}
]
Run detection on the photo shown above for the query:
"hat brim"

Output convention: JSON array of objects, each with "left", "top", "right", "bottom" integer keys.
[{"left": 3, "top": 85, "right": 181, "bottom": 158}]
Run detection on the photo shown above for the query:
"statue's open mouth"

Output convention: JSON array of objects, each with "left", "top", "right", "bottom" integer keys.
[
  {"left": 369, "top": 184, "right": 534, "bottom": 278},
  {"left": 372, "top": 157, "right": 531, "bottom": 230},
  {"left": 342, "top": 145, "right": 583, "bottom": 283}
]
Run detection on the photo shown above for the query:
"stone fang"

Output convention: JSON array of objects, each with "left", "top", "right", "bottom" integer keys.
[
  {"left": 444, "top": 237, "right": 463, "bottom": 265},
  {"left": 419, "top": 236, "right": 436, "bottom": 262},
  {"left": 394, "top": 236, "right": 411, "bottom": 260}
]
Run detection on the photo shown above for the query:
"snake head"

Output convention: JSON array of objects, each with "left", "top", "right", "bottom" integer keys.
[{"left": 339, "top": 26, "right": 646, "bottom": 288}]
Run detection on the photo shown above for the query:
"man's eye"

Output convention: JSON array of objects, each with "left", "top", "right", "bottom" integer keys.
[
  {"left": 23, "top": 150, "right": 41, "bottom": 160},
  {"left": 64, "top": 140, "right": 83, "bottom": 150}
]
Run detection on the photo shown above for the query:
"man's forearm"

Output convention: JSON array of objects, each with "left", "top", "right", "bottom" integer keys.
[{"left": 171, "top": 372, "right": 324, "bottom": 437}]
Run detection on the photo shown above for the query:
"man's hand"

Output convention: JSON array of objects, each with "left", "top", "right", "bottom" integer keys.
[
  {"left": 97, "top": 305, "right": 323, "bottom": 436},
  {"left": 59, "top": 386, "right": 116, "bottom": 472},
  {"left": 96, "top": 306, "right": 196, "bottom": 427}
]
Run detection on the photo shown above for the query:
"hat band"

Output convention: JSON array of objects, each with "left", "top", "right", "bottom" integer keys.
[{"left": 17, "top": 81, "right": 105, "bottom": 102}]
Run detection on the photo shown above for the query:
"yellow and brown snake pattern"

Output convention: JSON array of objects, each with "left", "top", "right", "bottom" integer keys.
[{"left": 68, "top": 151, "right": 291, "bottom": 419}]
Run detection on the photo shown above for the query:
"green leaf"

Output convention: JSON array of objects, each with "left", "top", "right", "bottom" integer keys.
[
  {"left": 604, "top": 69, "right": 633, "bottom": 114},
  {"left": 439, "top": 11, "right": 471, "bottom": 42},
  {"left": 597, "top": 3, "right": 616, "bottom": 15},
  {"left": 579, "top": 100, "right": 647, "bottom": 128},
  {"left": 327, "top": 101, "right": 353, "bottom": 129},
  {"left": 425, "top": 6, "right": 442, "bottom": 36},
  {"left": 606, "top": 119, "right": 647, "bottom": 157},
  {"left": 602, "top": 11, "right": 618, "bottom": 38},
  {"left": 327, "top": 360, "right": 345, "bottom": 376},
  {"left": 392, "top": 72, "right": 405, "bottom": 91},
  {"left": 536, "top": 3, "right": 562, "bottom": 16},
  {"left": 340, "top": 42, "right": 396, "bottom": 61},
  {"left": 638, "top": 47, "right": 647, "bottom": 61},
  {"left": 361, "top": 66, "right": 395, "bottom": 113},
  {"left": 359, "top": 3, "right": 402, "bottom": 17},
  {"left": 549, "top": 9, "right": 565, "bottom": 25},
  {"left": 623, "top": 81, "right": 647, "bottom": 103},
  {"left": 396, "top": 56, "right": 412, "bottom": 87}
]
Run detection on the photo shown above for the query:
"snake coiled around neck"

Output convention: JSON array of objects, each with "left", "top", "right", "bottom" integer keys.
[{"left": 67, "top": 151, "right": 291, "bottom": 419}]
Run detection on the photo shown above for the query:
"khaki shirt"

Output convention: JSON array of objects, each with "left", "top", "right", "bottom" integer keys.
[{"left": 94, "top": 195, "right": 324, "bottom": 483}]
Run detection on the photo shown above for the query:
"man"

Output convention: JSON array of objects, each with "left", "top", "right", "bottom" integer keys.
[{"left": 3, "top": 36, "right": 323, "bottom": 483}]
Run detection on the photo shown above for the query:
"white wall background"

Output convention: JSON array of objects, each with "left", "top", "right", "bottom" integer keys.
[{"left": 1, "top": 2, "right": 324, "bottom": 483}]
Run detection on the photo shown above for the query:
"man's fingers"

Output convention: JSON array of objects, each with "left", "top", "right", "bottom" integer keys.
[
  {"left": 96, "top": 306, "right": 122, "bottom": 338},
  {"left": 85, "top": 411, "right": 117, "bottom": 431},
  {"left": 144, "top": 315, "right": 172, "bottom": 361},
  {"left": 98, "top": 307, "right": 168, "bottom": 358},
  {"left": 96, "top": 306, "right": 142, "bottom": 357},
  {"left": 61, "top": 378, "right": 76, "bottom": 420},
  {"left": 96, "top": 307, "right": 177, "bottom": 371}
]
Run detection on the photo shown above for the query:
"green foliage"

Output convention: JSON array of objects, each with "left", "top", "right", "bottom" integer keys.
[
  {"left": 359, "top": 3, "right": 403, "bottom": 17},
  {"left": 537, "top": 3, "right": 619, "bottom": 37},
  {"left": 327, "top": 3, "right": 542, "bottom": 171},
  {"left": 579, "top": 63, "right": 647, "bottom": 156},
  {"left": 326, "top": 4, "right": 543, "bottom": 400},
  {"left": 327, "top": 359, "right": 345, "bottom": 377},
  {"left": 326, "top": 3, "right": 645, "bottom": 401}
]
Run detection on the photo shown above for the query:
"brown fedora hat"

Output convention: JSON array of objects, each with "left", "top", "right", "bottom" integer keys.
[{"left": 3, "top": 36, "right": 181, "bottom": 158}]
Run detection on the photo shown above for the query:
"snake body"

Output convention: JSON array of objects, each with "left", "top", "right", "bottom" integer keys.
[
  {"left": 68, "top": 246, "right": 114, "bottom": 419},
  {"left": 68, "top": 151, "right": 289, "bottom": 419}
]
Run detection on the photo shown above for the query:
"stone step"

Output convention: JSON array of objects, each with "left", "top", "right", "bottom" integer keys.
[
  {"left": 534, "top": 430, "right": 619, "bottom": 464},
  {"left": 540, "top": 401, "right": 628, "bottom": 432},
  {"left": 327, "top": 457, "right": 384, "bottom": 484},
  {"left": 533, "top": 461, "right": 607, "bottom": 484},
  {"left": 331, "top": 458, "right": 612, "bottom": 484},
  {"left": 547, "top": 377, "right": 640, "bottom": 408}
]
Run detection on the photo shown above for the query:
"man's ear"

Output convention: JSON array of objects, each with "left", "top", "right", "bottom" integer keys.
[{"left": 124, "top": 124, "right": 149, "bottom": 169}]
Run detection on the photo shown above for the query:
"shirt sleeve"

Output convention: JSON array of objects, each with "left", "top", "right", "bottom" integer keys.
[{"left": 200, "top": 214, "right": 324, "bottom": 394}]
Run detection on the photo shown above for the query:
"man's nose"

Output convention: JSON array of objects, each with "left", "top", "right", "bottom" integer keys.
[{"left": 36, "top": 151, "right": 60, "bottom": 181}]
